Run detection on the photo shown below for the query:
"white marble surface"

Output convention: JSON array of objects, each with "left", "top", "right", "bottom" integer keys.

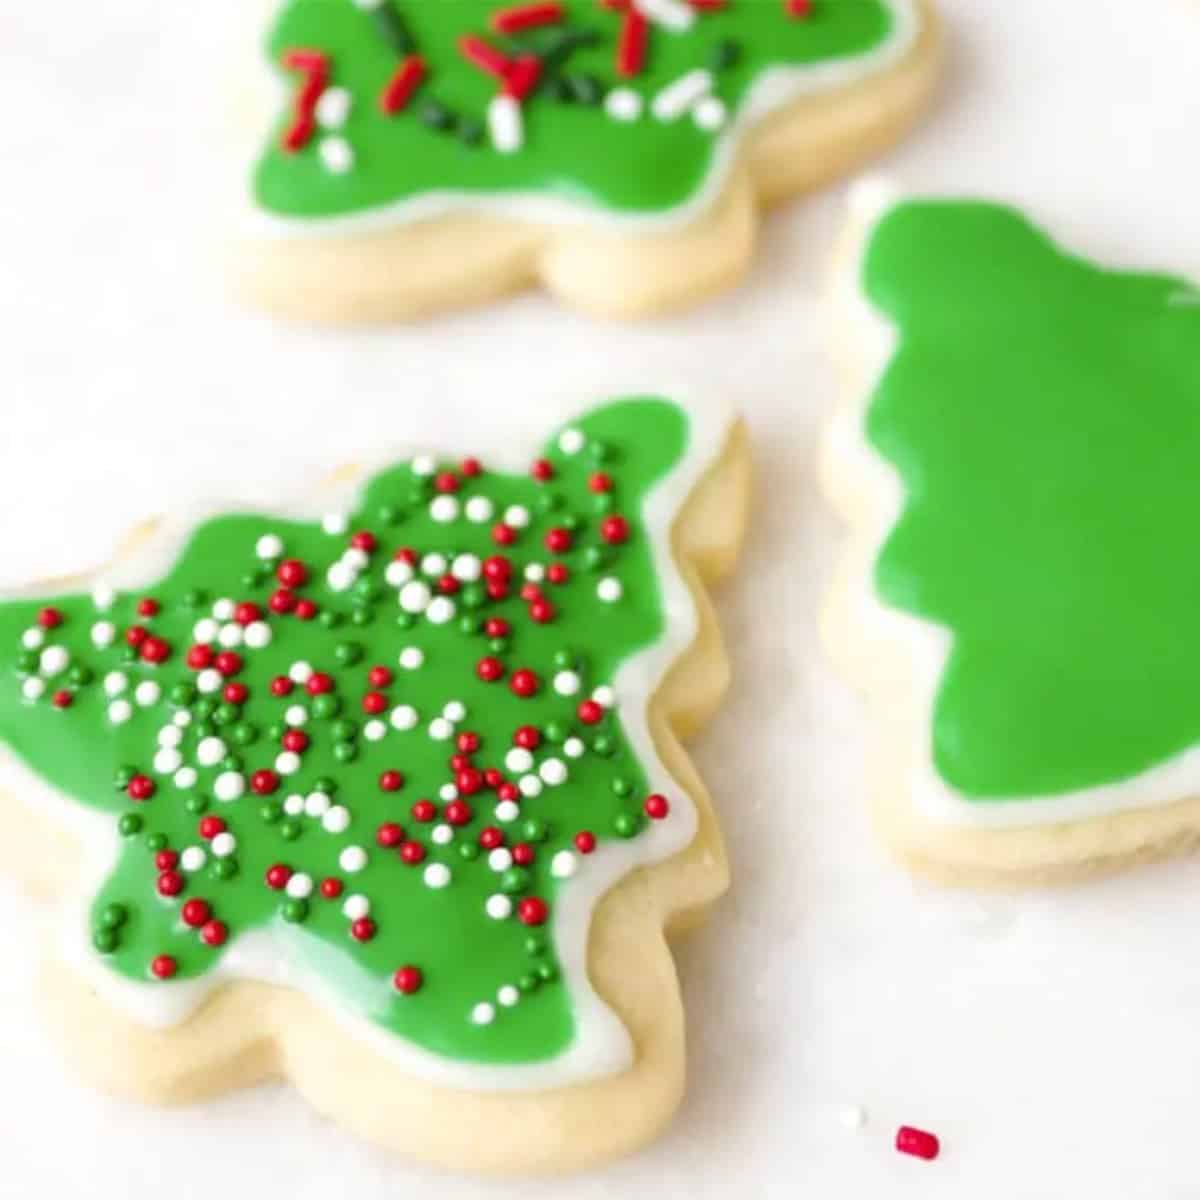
[{"left": 2, "top": 0, "right": 1199, "bottom": 1194}]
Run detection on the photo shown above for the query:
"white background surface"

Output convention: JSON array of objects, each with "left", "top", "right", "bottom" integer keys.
[{"left": 2, "top": 0, "right": 1199, "bottom": 1195}]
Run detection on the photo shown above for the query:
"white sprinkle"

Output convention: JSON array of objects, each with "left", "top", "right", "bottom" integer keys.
[
  {"left": 174, "top": 767, "right": 198, "bottom": 789},
  {"left": 539, "top": 758, "right": 568, "bottom": 786},
  {"left": 339, "top": 845, "right": 368, "bottom": 873},
  {"left": 385, "top": 559, "right": 414, "bottom": 587},
  {"left": 838, "top": 1104, "right": 868, "bottom": 1131},
  {"left": 342, "top": 894, "right": 370, "bottom": 921},
  {"left": 244, "top": 622, "right": 272, "bottom": 650},
  {"left": 158, "top": 725, "right": 183, "bottom": 748},
  {"left": 432, "top": 823, "right": 454, "bottom": 846},
  {"left": 504, "top": 504, "right": 531, "bottom": 529},
  {"left": 327, "top": 561, "right": 356, "bottom": 592},
  {"left": 22, "top": 678, "right": 45, "bottom": 702},
  {"left": 153, "top": 748, "right": 182, "bottom": 775},
  {"left": 39, "top": 646, "right": 69, "bottom": 677},
  {"left": 214, "top": 772, "right": 245, "bottom": 802},
  {"left": 517, "top": 776, "right": 542, "bottom": 799},
  {"left": 315, "top": 86, "right": 352, "bottom": 129},
  {"left": 652, "top": 68, "right": 712, "bottom": 121},
  {"left": 398, "top": 581, "right": 432, "bottom": 614},
  {"left": 411, "top": 454, "right": 436, "bottom": 477},
  {"left": 289, "top": 661, "right": 314, "bottom": 684},
  {"left": 92, "top": 583, "right": 116, "bottom": 610},
  {"left": 426, "top": 596, "right": 456, "bottom": 624},
  {"left": 693, "top": 94, "right": 727, "bottom": 132},
  {"left": 505, "top": 748, "right": 534, "bottom": 773},
  {"left": 108, "top": 699, "right": 132, "bottom": 724},
  {"left": 286, "top": 872, "right": 314, "bottom": 899},
  {"left": 439, "top": 783, "right": 458, "bottom": 802},
  {"left": 256, "top": 534, "right": 284, "bottom": 560},
  {"left": 319, "top": 135, "right": 355, "bottom": 174},
  {"left": 443, "top": 700, "right": 467, "bottom": 723},
  {"left": 364, "top": 718, "right": 387, "bottom": 742},
  {"left": 91, "top": 621, "right": 116, "bottom": 649},
  {"left": 424, "top": 863, "right": 452, "bottom": 889},
  {"left": 193, "top": 618, "right": 219, "bottom": 644},
  {"left": 498, "top": 984, "right": 520, "bottom": 1008},
  {"left": 633, "top": 0, "right": 695, "bottom": 33},
  {"left": 553, "top": 670, "right": 581, "bottom": 697},
  {"left": 135, "top": 680, "right": 161, "bottom": 707},
  {"left": 429, "top": 495, "right": 460, "bottom": 524},
  {"left": 421, "top": 553, "right": 448, "bottom": 577},
  {"left": 597, "top": 577, "right": 623, "bottom": 603},
  {"left": 173, "top": 711, "right": 192, "bottom": 728},
  {"left": 196, "top": 668, "right": 222, "bottom": 694},
  {"left": 285, "top": 704, "right": 308, "bottom": 727},
  {"left": 451, "top": 554, "right": 482, "bottom": 582},
  {"left": 486, "top": 894, "right": 513, "bottom": 920},
  {"left": 343, "top": 547, "right": 370, "bottom": 570},
  {"left": 558, "top": 427, "right": 586, "bottom": 454},
  {"left": 103, "top": 671, "right": 128, "bottom": 697},
  {"left": 488, "top": 848, "right": 514, "bottom": 872},
  {"left": 284, "top": 793, "right": 305, "bottom": 816},
  {"left": 323, "top": 805, "right": 351, "bottom": 833},
  {"left": 196, "top": 736, "right": 226, "bottom": 767},
  {"left": 398, "top": 646, "right": 425, "bottom": 671},
  {"left": 471, "top": 1001, "right": 496, "bottom": 1026},
  {"left": 211, "top": 832, "right": 237, "bottom": 858},
  {"left": 524, "top": 563, "right": 546, "bottom": 584},
  {"left": 219, "top": 620, "right": 244, "bottom": 648},
  {"left": 551, "top": 850, "right": 577, "bottom": 879},
  {"left": 276, "top": 751, "right": 302, "bottom": 776},
  {"left": 605, "top": 87, "right": 643, "bottom": 122},
  {"left": 593, "top": 685, "right": 616, "bottom": 709},
  {"left": 322, "top": 513, "right": 349, "bottom": 535},
  {"left": 488, "top": 93, "right": 523, "bottom": 154},
  {"left": 564, "top": 736, "right": 585, "bottom": 759},
  {"left": 21, "top": 628, "right": 44, "bottom": 651},
  {"left": 180, "top": 846, "right": 206, "bottom": 872},
  {"left": 304, "top": 791, "right": 332, "bottom": 817},
  {"left": 390, "top": 704, "right": 419, "bottom": 731},
  {"left": 496, "top": 800, "right": 522, "bottom": 822},
  {"left": 465, "top": 496, "right": 494, "bottom": 523},
  {"left": 429, "top": 717, "right": 454, "bottom": 741},
  {"left": 212, "top": 599, "right": 235, "bottom": 621}
]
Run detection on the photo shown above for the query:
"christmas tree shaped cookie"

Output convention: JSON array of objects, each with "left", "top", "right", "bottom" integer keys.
[
  {"left": 823, "top": 186, "right": 1200, "bottom": 885},
  {"left": 234, "top": 0, "right": 940, "bottom": 320},
  {"left": 0, "top": 398, "right": 749, "bottom": 1170}
]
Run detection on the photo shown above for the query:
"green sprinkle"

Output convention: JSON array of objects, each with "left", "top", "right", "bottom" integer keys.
[
  {"left": 521, "top": 818, "right": 549, "bottom": 843},
  {"left": 231, "top": 722, "right": 258, "bottom": 747},
  {"left": 185, "top": 794, "right": 209, "bottom": 815},
  {"left": 99, "top": 903, "right": 128, "bottom": 930},
  {"left": 370, "top": 1, "right": 416, "bottom": 55},
  {"left": 458, "top": 118, "right": 485, "bottom": 146},
  {"left": 319, "top": 610, "right": 343, "bottom": 630},
  {"left": 315, "top": 777, "right": 338, "bottom": 796},
  {"left": 553, "top": 648, "right": 575, "bottom": 669},
  {"left": 194, "top": 720, "right": 216, "bottom": 739},
  {"left": 500, "top": 867, "right": 531, "bottom": 895},
  {"left": 613, "top": 812, "right": 640, "bottom": 838},
  {"left": 350, "top": 606, "right": 375, "bottom": 627},
  {"left": 584, "top": 546, "right": 612, "bottom": 571},
  {"left": 710, "top": 38, "right": 741, "bottom": 71},
  {"left": 544, "top": 719, "right": 569, "bottom": 744},
  {"left": 117, "top": 813, "right": 143, "bottom": 837},
  {"left": 353, "top": 579, "right": 382, "bottom": 602},
  {"left": 68, "top": 664, "right": 93, "bottom": 686},
  {"left": 419, "top": 100, "right": 453, "bottom": 130},
  {"left": 334, "top": 741, "right": 357, "bottom": 763},
  {"left": 114, "top": 765, "right": 136, "bottom": 789},
  {"left": 335, "top": 642, "right": 363, "bottom": 666},
  {"left": 183, "top": 589, "right": 208, "bottom": 609},
  {"left": 170, "top": 682, "right": 196, "bottom": 706},
  {"left": 280, "top": 819, "right": 302, "bottom": 841},
  {"left": 612, "top": 777, "right": 633, "bottom": 798},
  {"left": 377, "top": 504, "right": 404, "bottom": 526},
  {"left": 15, "top": 651, "right": 38, "bottom": 675},
  {"left": 396, "top": 612, "right": 417, "bottom": 630},
  {"left": 282, "top": 898, "right": 309, "bottom": 923},
  {"left": 260, "top": 800, "right": 283, "bottom": 824},
  {"left": 590, "top": 440, "right": 613, "bottom": 463},
  {"left": 525, "top": 933, "right": 548, "bottom": 956},
  {"left": 536, "top": 961, "right": 559, "bottom": 983},
  {"left": 93, "top": 929, "right": 119, "bottom": 954},
  {"left": 213, "top": 858, "right": 238, "bottom": 880},
  {"left": 488, "top": 637, "right": 509, "bottom": 654},
  {"left": 593, "top": 735, "right": 615, "bottom": 757},
  {"left": 518, "top": 972, "right": 540, "bottom": 993},
  {"left": 146, "top": 833, "right": 168, "bottom": 853},
  {"left": 593, "top": 493, "right": 615, "bottom": 514},
  {"left": 461, "top": 584, "right": 486, "bottom": 610},
  {"left": 332, "top": 718, "right": 358, "bottom": 741},
  {"left": 312, "top": 694, "right": 341, "bottom": 720},
  {"left": 222, "top": 753, "right": 244, "bottom": 773},
  {"left": 213, "top": 703, "right": 237, "bottom": 727},
  {"left": 458, "top": 842, "right": 480, "bottom": 862}
]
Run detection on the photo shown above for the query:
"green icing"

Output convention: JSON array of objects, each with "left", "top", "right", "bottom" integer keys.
[
  {"left": 863, "top": 200, "right": 1200, "bottom": 802},
  {"left": 0, "top": 399, "right": 693, "bottom": 1066},
  {"left": 254, "top": 0, "right": 898, "bottom": 219}
]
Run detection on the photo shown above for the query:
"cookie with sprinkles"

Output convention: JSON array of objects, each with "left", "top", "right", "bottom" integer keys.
[
  {"left": 822, "top": 181, "right": 1200, "bottom": 885},
  {"left": 0, "top": 398, "right": 749, "bottom": 1170},
  {"left": 233, "top": 0, "right": 941, "bottom": 320}
]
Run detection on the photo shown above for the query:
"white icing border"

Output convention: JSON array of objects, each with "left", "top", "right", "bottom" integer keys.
[
  {"left": 829, "top": 179, "right": 1200, "bottom": 831},
  {"left": 244, "top": 0, "right": 920, "bottom": 239},
  {"left": 0, "top": 398, "right": 735, "bottom": 1092}
]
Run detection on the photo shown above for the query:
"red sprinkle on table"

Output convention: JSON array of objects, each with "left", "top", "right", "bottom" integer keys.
[
  {"left": 492, "top": 2, "right": 564, "bottom": 33},
  {"left": 895, "top": 1126, "right": 940, "bottom": 1161}
]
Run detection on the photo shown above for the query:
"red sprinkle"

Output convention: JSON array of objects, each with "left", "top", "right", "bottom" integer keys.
[
  {"left": 503, "top": 55, "right": 543, "bottom": 101},
  {"left": 509, "top": 668, "right": 540, "bottom": 698},
  {"left": 380, "top": 54, "right": 427, "bottom": 113},
  {"left": 895, "top": 1126, "right": 940, "bottom": 1161},
  {"left": 530, "top": 458, "right": 555, "bottom": 482},
  {"left": 459, "top": 34, "right": 511, "bottom": 79},
  {"left": 393, "top": 965, "right": 424, "bottom": 994},
  {"left": 785, "top": 0, "right": 812, "bottom": 15},
  {"left": 644, "top": 793, "right": 670, "bottom": 820},
  {"left": 37, "top": 607, "right": 63, "bottom": 629},
  {"left": 617, "top": 8, "right": 648, "bottom": 77},
  {"left": 150, "top": 954, "right": 177, "bottom": 980},
  {"left": 517, "top": 896, "right": 549, "bottom": 926},
  {"left": 201, "top": 920, "right": 229, "bottom": 947},
  {"left": 492, "top": 2, "right": 564, "bottom": 33},
  {"left": 350, "top": 917, "right": 377, "bottom": 943}
]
